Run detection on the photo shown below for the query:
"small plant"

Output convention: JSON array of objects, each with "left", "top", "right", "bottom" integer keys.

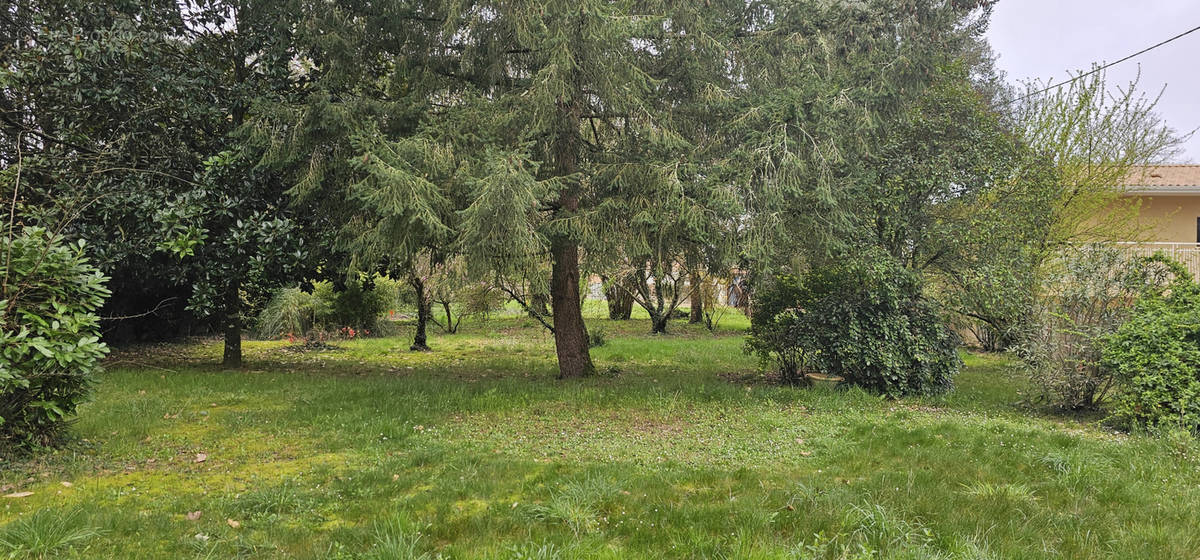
[
  {"left": 703, "top": 303, "right": 730, "bottom": 333},
  {"left": 364, "top": 518, "right": 439, "bottom": 560},
  {"left": 506, "top": 542, "right": 563, "bottom": 560},
  {"left": 235, "top": 481, "right": 313, "bottom": 518},
  {"left": 588, "top": 327, "right": 607, "bottom": 348},
  {"left": 0, "top": 508, "right": 105, "bottom": 558},
  {"left": 844, "top": 503, "right": 935, "bottom": 553},
  {"left": 523, "top": 477, "right": 618, "bottom": 536},
  {"left": 338, "top": 326, "right": 366, "bottom": 340},
  {"left": 961, "top": 481, "right": 1037, "bottom": 503}
]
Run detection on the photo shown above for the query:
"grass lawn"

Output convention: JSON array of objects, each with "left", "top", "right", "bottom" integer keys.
[{"left": 3, "top": 304, "right": 1199, "bottom": 559}]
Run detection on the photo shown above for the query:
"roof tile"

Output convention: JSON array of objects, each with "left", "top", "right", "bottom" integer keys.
[{"left": 1125, "top": 165, "right": 1200, "bottom": 188}]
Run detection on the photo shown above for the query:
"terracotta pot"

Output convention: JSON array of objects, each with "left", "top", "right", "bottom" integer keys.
[{"left": 805, "top": 372, "right": 844, "bottom": 390}]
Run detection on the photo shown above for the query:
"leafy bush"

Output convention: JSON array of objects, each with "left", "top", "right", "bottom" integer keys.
[
  {"left": 321, "top": 277, "right": 397, "bottom": 332},
  {"left": 1103, "top": 268, "right": 1200, "bottom": 432},
  {"left": 588, "top": 327, "right": 607, "bottom": 348},
  {"left": 256, "top": 276, "right": 399, "bottom": 340},
  {"left": 940, "top": 262, "right": 1038, "bottom": 352},
  {"left": 1, "top": 227, "right": 110, "bottom": 450},
  {"left": 746, "top": 257, "right": 959, "bottom": 396},
  {"left": 1020, "top": 246, "right": 1181, "bottom": 410}
]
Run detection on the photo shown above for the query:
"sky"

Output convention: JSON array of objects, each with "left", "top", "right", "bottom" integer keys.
[{"left": 986, "top": 1, "right": 1200, "bottom": 163}]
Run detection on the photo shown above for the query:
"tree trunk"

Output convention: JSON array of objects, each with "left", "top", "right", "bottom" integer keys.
[
  {"left": 638, "top": 268, "right": 672, "bottom": 335},
  {"left": 688, "top": 271, "right": 704, "bottom": 324},
  {"left": 551, "top": 238, "right": 594, "bottom": 378},
  {"left": 603, "top": 276, "right": 633, "bottom": 320},
  {"left": 529, "top": 291, "right": 550, "bottom": 319},
  {"left": 689, "top": 288, "right": 704, "bottom": 323},
  {"left": 222, "top": 279, "right": 242, "bottom": 368},
  {"left": 441, "top": 301, "right": 457, "bottom": 334},
  {"left": 650, "top": 312, "right": 669, "bottom": 334},
  {"left": 410, "top": 275, "right": 431, "bottom": 351},
  {"left": 547, "top": 64, "right": 593, "bottom": 378}
]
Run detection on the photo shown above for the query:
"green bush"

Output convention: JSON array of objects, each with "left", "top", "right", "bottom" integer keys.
[
  {"left": 257, "top": 276, "right": 399, "bottom": 340},
  {"left": 324, "top": 277, "right": 395, "bottom": 332},
  {"left": 588, "top": 326, "right": 607, "bottom": 348},
  {"left": 746, "top": 257, "right": 959, "bottom": 396},
  {"left": 1, "top": 227, "right": 110, "bottom": 451},
  {"left": 1021, "top": 246, "right": 1183, "bottom": 411},
  {"left": 1103, "top": 270, "right": 1200, "bottom": 432}
]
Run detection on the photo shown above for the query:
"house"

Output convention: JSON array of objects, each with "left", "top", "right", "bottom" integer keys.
[
  {"left": 1115, "top": 165, "right": 1200, "bottom": 276},
  {"left": 1122, "top": 165, "right": 1200, "bottom": 243}
]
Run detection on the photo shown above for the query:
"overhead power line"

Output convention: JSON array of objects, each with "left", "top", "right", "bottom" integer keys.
[{"left": 1010, "top": 23, "right": 1200, "bottom": 104}]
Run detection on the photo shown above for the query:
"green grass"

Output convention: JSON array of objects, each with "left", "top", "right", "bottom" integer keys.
[{"left": 2, "top": 305, "right": 1199, "bottom": 558}]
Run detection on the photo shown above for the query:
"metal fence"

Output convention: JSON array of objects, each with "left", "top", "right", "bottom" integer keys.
[{"left": 1112, "top": 242, "right": 1200, "bottom": 279}]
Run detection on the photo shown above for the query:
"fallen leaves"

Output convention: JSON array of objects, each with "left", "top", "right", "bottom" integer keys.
[
  {"left": 226, "top": 519, "right": 241, "bottom": 529},
  {"left": 3, "top": 491, "right": 33, "bottom": 498},
  {"left": 61, "top": 481, "right": 73, "bottom": 488},
  {"left": 194, "top": 453, "right": 207, "bottom": 463},
  {"left": 186, "top": 510, "right": 202, "bottom": 521}
]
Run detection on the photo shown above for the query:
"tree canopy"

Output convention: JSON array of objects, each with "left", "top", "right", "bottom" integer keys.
[{"left": 8, "top": 0, "right": 1177, "bottom": 380}]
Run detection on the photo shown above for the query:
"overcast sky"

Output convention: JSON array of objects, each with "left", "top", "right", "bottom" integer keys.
[{"left": 986, "top": 1, "right": 1200, "bottom": 163}]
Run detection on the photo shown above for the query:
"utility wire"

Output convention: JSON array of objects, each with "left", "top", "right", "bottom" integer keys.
[{"left": 1010, "top": 23, "right": 1200, "bottom": 104}]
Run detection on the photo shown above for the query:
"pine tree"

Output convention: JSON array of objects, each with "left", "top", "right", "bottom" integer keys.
[{"left": 266, "top": 0, "right": 997, "bottom": 377}]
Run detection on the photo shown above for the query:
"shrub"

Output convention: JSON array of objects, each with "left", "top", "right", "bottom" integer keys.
[
  {"left": 323, "top": 276, "right": 396, "bottom": 332},
  {"left": 255, "top": 287, "right": 327, "bottom": 339},
  {"left": 940, "top": 262, "right": 1038, "bottom": 352},
  {"left": 1103, "top": 269, "right": 1200, "bottom": 432},
  {"left": 746, "top": 257, "right": 959, "bottom": 396},
  {"left": 256, "top": 276, "right": 398, "bottom": 340},
  {"left": 588, "top": 327, "right": 607, "bottom": 348},
  {"left": 1, "top": 227, "right": 110, "bottom": 451},
  {"left": 1020, "top": 246, "right": 1181, "bottom": 410}
]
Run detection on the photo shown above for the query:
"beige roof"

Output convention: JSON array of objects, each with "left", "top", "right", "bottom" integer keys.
[{"left": 1124, "top": 165, "right": 1200, "bottom": 193}]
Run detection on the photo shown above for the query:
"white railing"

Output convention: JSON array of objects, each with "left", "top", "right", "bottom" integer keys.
[{"left": 1112, "top": 242, "right": 1200, "bottom": 279}]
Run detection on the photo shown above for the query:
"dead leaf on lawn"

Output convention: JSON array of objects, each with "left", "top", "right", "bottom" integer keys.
[
  {"left": 4, "top": 492, "right": 33, "bottom": 498},
  {"left": 194, "top": 453, "right": 207, "bottom": 463},
  {"left": 61, "top": 481, "right": 73, "bottom": 488},
  {"left": 226, "top": 519, "right": 241, "bottom": 529},
  {"left": 186, "top": 510, "right": 202, "bottom": 521}
]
